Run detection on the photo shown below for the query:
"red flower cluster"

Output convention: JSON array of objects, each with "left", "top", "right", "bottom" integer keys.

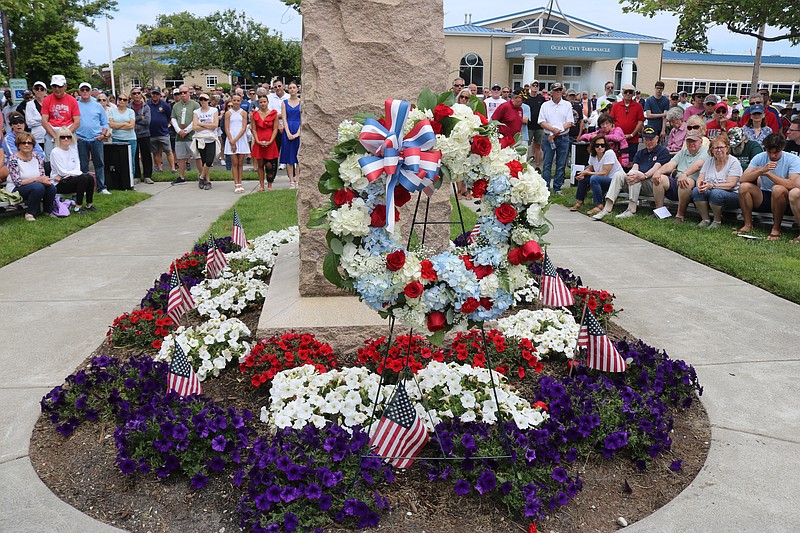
[
  {"left": 333, "top": 188, "right": 357, "bottom": 206},
  {"left": 570, "top": 287, "right": 618, "bottom": 324},
  {"left": 506, "top": 160, "right": 523, "bottom": 178},
  {"left": 495, "top": 203, "right": 518, "bottom": 224},
  {"left": 471, "top": 179, "right": 488, "bottom": 198},
  {"left": 356, "top": 334, "right": 445, "bottom": 379},
  {"left": 471, "top": 135, "right": 492, "bottom": 157},
  {"left": 433, "top": 104, "right": 454, "bottom": 123},
  {"left": 507, "top": 240, "right": 543, "bottom": 266},
  {"left": 239, "top": 332, "right": 338, "bottom": 388},
  {"left": 170, "top": 251, "right": 206, "bottom": 279},
  {"left": 108, "top": 308, "right": 175, "bottom": 350},
  {"left": 370, "top": 204, "right": 400, "bottom": 228},
  {"left": 446, "top": 329, "right": 542, "bottom": 379}
]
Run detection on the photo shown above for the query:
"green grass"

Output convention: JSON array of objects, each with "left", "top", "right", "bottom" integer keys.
[
  {"left": 553, "top": 186, "right": 800, "bottom": 304},
  {"left": 450, "top": 197, "right": 478, "bottom": 240},
  {"left": 152, "top": 169, "right": 261, "bottom": 182},
  {"left": 200, "top": 189, "right": 299, "bottom": 244},
  {"left": 0, "top": 190, "right": 150, "bottom": 268}
]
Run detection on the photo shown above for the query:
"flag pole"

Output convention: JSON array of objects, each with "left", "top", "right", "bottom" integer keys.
[
  {"left": 571, "top": 300, "right": 588, "bottom": 377},
  {"left": 538, "top": 248, "right": 547, "bottom": 309}
]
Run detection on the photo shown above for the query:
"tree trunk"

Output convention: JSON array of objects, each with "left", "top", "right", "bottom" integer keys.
[
  {"left": 749, "top": 24, "right": 766, "bottom": 98},
  {"left": 1, "top": 10, "right": 14, "bottom": 78}
]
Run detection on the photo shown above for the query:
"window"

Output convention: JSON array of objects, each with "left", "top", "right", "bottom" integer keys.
[
  {"left": 563, "top": 82, "right": 581, "bottom": 92},
  {"left": 130, "top": 78, "right": 141, "bottom": 89},
  {"left": 511, "top": 18, "right": 569, "bottom": 35},
  {"left": 459, "top": 53, "right": 484, "bottom": 93},
  {"left": 164, "top": 79, "right": 185, "bottom": 89},
  {"left": 613, "top": 61, "right": 638, "bottom": 90},
  {"left": 771, "top": 84, "right": 794, "bottom": 98},
  {"left": 563, "top": 66, "right": 582, "bottom": 77},
  {"left": 206, "top": 75, "right": 218, "bottom": 88},
  {"left": 676, "top": 80, "right": 706, "bottom": 94},
  {"left": 538, "top": 64, "right": 556, "bottom": 77},
  {"left": 708, "top": 82, "right": 728, "bottom": 96},
  {"left": 738, "top": 83, "right": 751, "bottom": 97},
  {"left": 512, "top": 64, "right": 524, "bottom": 76}
]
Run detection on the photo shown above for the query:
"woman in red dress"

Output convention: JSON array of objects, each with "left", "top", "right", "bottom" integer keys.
[{"left": 250, "top": 95, "right": 280, "bottom": 191}]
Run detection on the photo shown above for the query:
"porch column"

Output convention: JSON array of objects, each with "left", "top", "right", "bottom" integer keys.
[
  {"left": 521, "top": 53, "right": 537, "bottom": 86},
  {"left": 620, "top": 57, "right": 634, "bottom": 88}
]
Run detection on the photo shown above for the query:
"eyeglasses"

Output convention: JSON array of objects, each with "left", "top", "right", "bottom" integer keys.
[
  {"left": 623, "top": 90, "right": 634, "bottom": 95},
  {"left": 501, "top": 90, "right": 510, "bottom": 93},
  {"left": 715, "top": 110, "right": 727, "bottom": 114},
  {"left": 19, "top": 141, "right": 34, "bottom": 145},
  {"left": 712, "top": 146, "right": 727, "bottom": 150},
  {"left": 118, "top": 97, "right": 128, "bottom": 101},
  {"left": 459, "top": 95, "right": 470, "bottom": 99},
  {"left": 605, "top": 86, "right": 613, "bottom": 90},
  {"left": 687, "top": 125, "right": 702, "bottom": 130},
  {"left": 79, "top": 87, "right": 91, "bottom": 91},
  {"left": 788, "top": 128, "right": 800, "bottom": 132},
  {"left": 34, "top": 86, "right": 46, "bottom": 91},
  {"left": 179, "top": 91, "right": 189, "bottom": 94},
  {"left": 98, "top": 99, "right": 107, "bottom": 102},
  {"left": 199, "top": 97, "right": 209, "bottom": 101},
  {"left": 131, "top": 92, "right": 141, "bottom": 95},
  {"left": 453, "top": 83, "right": 464, "bottom": 87},
  {"left": 59, "top": 135, "right": 72, "bottom": 140}
]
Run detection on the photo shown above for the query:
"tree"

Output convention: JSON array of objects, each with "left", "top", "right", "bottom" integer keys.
[
  {"left": 115, "top": 44, "right": 171, "bottom": 90},
  {"left": 134, "top": 12, "right": 210, "bottom": 47}
]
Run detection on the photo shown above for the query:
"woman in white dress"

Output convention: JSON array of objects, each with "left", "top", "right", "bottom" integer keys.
[{"left": 224, "top": 94, "right": 250, "bottom": 193}]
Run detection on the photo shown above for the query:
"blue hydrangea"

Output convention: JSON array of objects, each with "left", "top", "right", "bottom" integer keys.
[
  {"left": 422, "top": 284, "right": 453, "bottom": 311},
  {"left": 363, "top": 180, "right": 387, "bottom": 210},
  {"left": 472, "top": 244, "right": 506, "bottom": 267},
  {"left": 363, "top": 227, "right": 400, "bottom": 255},
  {"left": 485, "top": 175, "right": 511, "bottom": 207},
  {"left": 430, "top": 253, "right": 480, "bottom": 298},
  {"left": 354, "top": 273, "right": 397, "bottom": 310},
  {"left": 475, "top": 216, "right": 511, "bottom": 248}
]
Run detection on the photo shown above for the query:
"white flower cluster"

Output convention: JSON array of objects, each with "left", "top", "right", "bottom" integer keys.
[
  {"left": 190, "top": 266, "right": 269, "bottom": 319},
  {"left": 328, "top": 197, "right": 371, "bottom": 237},
  {"left": 497, "top": 308, "right": 579, "bottom": 359},
  {"left": 402, "top": 107, "right": 434, "bottom": 137},
  {"left": 226, "top": 226, "right": 299, "bottom": 271},
  {"left": 260, "top": 365, "right": 395, "bottom": 431},
  {"left": 337, "top": 119, "right": 363, "bottom": 143},
  {"left": 339, "top": 153, "right": 370, "bottom": 192},
  {"left": 408, "top": 361, "right": 548, "bottom": 431},
  {"left": 155, "top": 317, "right": 251, "bottom": 381}
]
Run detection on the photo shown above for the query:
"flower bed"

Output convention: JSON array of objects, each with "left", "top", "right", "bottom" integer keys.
[
  {"left": 191, "top": 266, "right": 270, "bottom": 319},
  {"left": 240, "top": 331, "right": 338, "bottom": 388}
]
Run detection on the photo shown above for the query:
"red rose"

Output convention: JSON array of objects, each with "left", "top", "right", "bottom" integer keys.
[
  {"left": 479, "top": 297, "right": 493, "bottom": 310},
  {"left": 370, "top": 204, "right": 400, "bottom": 227},
  {"left": 506, "top": 160, "right": 523, "bottom": 178},
  {"left": 404, "top": 281, "right": 424, "bottom": 299},
  {"left": 333, "top": 188, "right": 357, "bottom": 206},
  {"left": 520, "top": 240, "right": 543, "bottom": 262},
  {"left": 460, "top": 254, "right": 475, "bottom": 271},
  {"left": 460, "top": 297, "right": 480, "bottom": 314},
  {"left": 420, "top": 260, "right": 437, "bottom": 281},
  {"left": 426, "top": 311, "right": 447, "bottom": 332},
  {"left": 499, "top": 135, "right": 515, "bottom": 149},
  {"left": 507, "top": 247, "right": 522, "bottom": 265},
  {"left": 386, "top": 250, "right": 406, "bottom": 271},
  {"left": 430, "top": 121, "right": 443, "bottom": 135},
  {"left": 471, "top": 135, "right": 492, "bottom": 157},
  {"left": 472, "top": 264, "right": 493, "bottom": 279},
  {"left": 475, "top": 112, "right": 488, "bottom": 125},
  {"left": 433, "top": 104, "right": 454, "bottom": 122},
  {"left": 472, "top": 179, "right": 488, "bottom": 198},
  {"left": 394, "top": 186, "right": 412, "bottom": 207},
  {"left": 495, "top": 203, "right": 518, "bottom": 224}
]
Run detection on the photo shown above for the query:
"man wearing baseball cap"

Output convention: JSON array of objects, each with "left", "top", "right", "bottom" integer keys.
[
  {"left": 492, "top": 89, "right": 526, "bottom": 149},
  {"left": 537, "top": 82, "right": 574, "bottom": 194},
  {"left": 41, "top": 74, "right": 81, "bottom": 160},
  {"left": 483, "top": 84, "right": 505, "bottom": 120},
  {"left": 653, "top": 130, "right": 710, "bottom": 221},
  {"left": 76, "top": 81, "right": 110, "bottom": 193},
  {"left": 706, "top": 102, "right": 736, "bottom": 139}
]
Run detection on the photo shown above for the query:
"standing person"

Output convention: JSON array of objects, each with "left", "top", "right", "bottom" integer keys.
[
  {"left": 170, "top": 84, "right": 200, "bottom": 185},
  {"left": 147, "top": 88, "right": 174, "bottom": 174},
  {"left": 677, "top": 91, "right": 690, "bottom": 111},
  {"left": 250, "top": 94, "right": 280, "bottom": 191},
  {"left": 524, "top": 81, "right": 546, "bottom": 170},
  {"left": 644, "top": 81, "right": 670, "bottom": 140},
  {"left": 130, "top": 88, "right": 153, "bottom": 184},
  {"left": 224, "top": 94, "right": 249, "bottom": 193},
  {"left": 451, "top": 78, "right": 465, "bottom": 96},
  {"left": 108, "top": 93, "right": 137, "bottom": 181},
  {"left": 7, "top": 131, "right": 56, "bottom": 221},
  {"left": 596, "top": 81, "right": 619, "bottom": 110},
  {"left": 49, "top": 127, "right": 96, "bottom": 214},
  {"left": 192, "top": 93, "right": 219, "bottom": 190},
  {"left": 609, "top": 84, "right": 645, "bottom": 164},
  {"left": 492, "top": 89, "right": 525, "bottom": 148},
  {"left": 41, "top": 74, "right": 81, "bottom": 160},
  {"left": 682, "top": 91, "right": 706, "bottom": 120},
  {"left": 280, "top": 82, "right": 301, "bottom": 189},
  {"left": 483, "top": 84, "right": 505, "bottom": 120},
  {"left": 565, "top": 89, "right": 584, "bottom": 141},
  {"left": 267, "top": 80, "right": 289, "bottom": 169},
  {"left": 97, "top": 92, "right": 116, "bottom": 119},
  {"left": 76, "top": 82, "right": 110, "bottom": 194},
  {"left": 24, "top": 81, "right": 48, "bottom": 151},
  {"left": 537, "top": 83, "right": 573, "bottom": 194}
]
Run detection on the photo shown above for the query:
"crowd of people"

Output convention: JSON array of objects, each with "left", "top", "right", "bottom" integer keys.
[
  {"left": 1, "top": 75, "right": 302, "bottom": 221},
  {"left": 453, "top": 76, "right": 800, "bottom": 242}
]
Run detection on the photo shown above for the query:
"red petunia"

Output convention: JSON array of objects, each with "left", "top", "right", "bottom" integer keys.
[
  {"left": 587, "top": 297, "right": 598, "bottom": 311},
  {"left": 603, "top": 303, "right": 614, "bottom": 313}
]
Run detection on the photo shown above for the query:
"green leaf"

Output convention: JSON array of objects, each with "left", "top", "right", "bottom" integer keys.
[
  {"left": 323, "top": 159, "right": 341, "bottom": 179},
  {"left": 437, "top": 91, "right": 456, "bottom": 106},
  {"left": 329, "top": 237, "right": 344, "bottom": 255},
  {"left": 317, "top": 171, "right": 334, "bottom": 193},
  {"left": 472, "top": 98, "right": 487, "bottom": 117},
  {"left": 427, "top": 329, "right": 445, "bottom": 346},
  {"left": 324, "top": 175, "right": 345, "bottom": 192},
  {"left": 307, "top": 207, "right": 330, "bottom": 229},
  {"left": 417, "top": 87, "right": 438, "bottom": 112},
  {"left": 332, "top": 138, "right": 361, "bottom": 156},
  {"left": 323, "top": 251, "right": 345, "bottom": 288},
  {"left": 354, "top": 112, "right": 380, "bottom": 124}
]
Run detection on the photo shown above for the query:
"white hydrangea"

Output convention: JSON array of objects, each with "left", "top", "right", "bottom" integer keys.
[
  {"left": 337, "top": 119, "right": 363, "bottom": 143},
  {"left": 156, "top": 317, "right": 251, "bottom": 381},
  {"left": 328, "top": 197, "right": 371, "bottom": 237},
  {"left": 497, "top": 308, "right": 579, "bottom": 359},
  {"left": 339, "top": 153, "right": 370, "bottom": 192}
]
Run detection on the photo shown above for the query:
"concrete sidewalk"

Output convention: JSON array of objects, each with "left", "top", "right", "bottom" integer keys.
[
  {"left": 545, "top": 205, "right": 800, "bottom": 532},
  {"left": 0, "top": 178, "right": 279, "bottom": 532}
]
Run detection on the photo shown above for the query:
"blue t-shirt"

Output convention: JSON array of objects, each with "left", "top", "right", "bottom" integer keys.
[
  {"left": 747, "top": 151, "right": 800, "bottom": 191},
  {"left": 147, "top": 100, "right": 172, "bottom": 137},
  {"left": 76, "top": 100, "right": 109, "bottom": 141},
  {"left": 109, "top": 107, "right": 136, "bottom": 141},
  {"left": 644, "top": 95, "right": 670, "bottom": 132},
  {"left": 633, "top": 144, "right": 671, "bottom": 174}
]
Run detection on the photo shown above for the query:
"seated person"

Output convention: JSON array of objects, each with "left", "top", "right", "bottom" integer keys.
[
  {"left": 728, "top": 127, "right": 763, "bottom": 170},
  {"left": 49, "top": 126, "right": 96, "bottom": 214},
  {"left": 692, "top": 134, "right": 743, "bottom": 228},
  {"left": 3, "top": 112, "right": 46, "bottom": 160},
  {"left": 705, "top": 103, "right": 736, "bottom": 139},
  {"left": 737, "top": 133, "right": 800, "bottom": 240},
  {"left": 570, "top": 133, "right": 623, "bottom": 215},
  {"left": 592, "top": 127, "right": 671, "bottom": 219},
  {"left": 7, "top": 131, "right": 56, "bottom": 221},
  {"left": 684, "top": 115, "right": 710, "bottom": 151},
  {"left": 652, "top": 131, "right": 709, "bottom": 221},
  {"left": 579, "top": 113, "right": 628, "bottom": 167},
  {"left": 665, "top": 107, "right": 686, "bottom": 155}
]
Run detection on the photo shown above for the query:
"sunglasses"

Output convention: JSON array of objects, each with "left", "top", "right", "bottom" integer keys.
[
  {"left": 199, "top": 97, "right": 209, "bottom": 101},
  {"left": 34, "top": 86, "right": 46, "bottom": 91},
  {"left": 131, "top": 92, "right": 141, "bottom": 95},
  {"left": 79, "top": 87, "right": 91, "bottom": 91},
  {"left": 273, "top": 86, "right": 282, "bottom": 89},
  {"left": 98, "top": 99, "right": 107, "bottom": 102},
  {"left": 687, "top": 125, "right": 702, "bottom": 130},
  {"left": 179, "top": 91, "right": 189, "bottom": 94},
  {"left": 623, "top": 90, "right": 634, "bottom": 94},
  {"left": 594, "top": 143, "right": 606, "bottom": 147},
  {"left": 459, "top": 95, "right": 470, "bottom": 99},
  {"left": 51, "top": 85, "right": 64, "bottom": 89},
  {"left": 118, "top": 97, "right": 128, "bottom": 101},
  {"left": 453, "top": 83, "right": 464, "bottom": 87},
  {"left": 19, "top": 141, "right": 34, "bottom": 145},
  {"left": 59, "top": 135, "right": 73, "bottom": 140},
  {"left": 715, "top": 109, "right": 727, "bottom": 114},
  {"left": 10, "top": 120, "right": 25, "bottom": 125}
]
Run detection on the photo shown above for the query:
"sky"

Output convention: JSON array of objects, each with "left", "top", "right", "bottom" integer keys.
[{"left": 77, "top": 0, "right": 797, "bottom": 66}]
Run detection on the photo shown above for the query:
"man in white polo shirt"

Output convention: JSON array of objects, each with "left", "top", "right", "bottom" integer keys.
[{"left": 537, "top": 82, "right": 573, "bottom": 194}]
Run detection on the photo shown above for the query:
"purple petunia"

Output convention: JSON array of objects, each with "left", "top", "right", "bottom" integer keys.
[
  {"left": 669, "top": 459, "right": 683, "bottom": 472},
  {"left": 190, "top": 472, "right": 208, "bottom": 489},
  {"left": 283, "top": 512, "right": 299, "bottom": 532},
  {"left": 305, "top": 483, "right": 322, "bottom": 499},
  {"left": 118, "top": 458, "right": 137, "bottom": 474},
  {"left": 207, "top": 455, "right": 226, "bottom": 472},
  {"left": 211, "top": 435, "right": 227, "bottom": 452},
  {"left": 552, "top": 467, "right": 568, "bottom": 483},
  {"left": 454, "top": 479, "right": 471, "bottom": 495},
  {"left": 475, "top": 469, "right": 497, "bottom": 495}
]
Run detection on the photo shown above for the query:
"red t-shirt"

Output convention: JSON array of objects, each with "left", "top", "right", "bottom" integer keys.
[
  {"left": 609, "top": 100, "right": 645, "bottom": 143},
  {"left": 705, "top": 119, "right": 735, "bottom": 138},
  {"left": 42, "top": 93, "right": 80, "bottom": 128},
  {"left": 493, "top": 101, "right": 524, "bottom": 148}
]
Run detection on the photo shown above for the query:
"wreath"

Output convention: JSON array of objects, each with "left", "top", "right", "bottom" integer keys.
[{"left": 309, "top": 88, "right": 551, "bottom": 344}]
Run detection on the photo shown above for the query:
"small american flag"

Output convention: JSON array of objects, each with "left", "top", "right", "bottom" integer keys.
[
  {"left": 467, "top": 224, "right": 480, "bottom": 244},
  {"left": 168, "top": 341, "right": 202, "bottom": 396},
  {"left": 368, "top": 382, "right": 429, "bottom": 469},
  {"left": 205, "top": 233, "right": 228, "bottom": 278},
  {"left": 581, "top": 310, "right": 627, "bottom": 373},
  {"left": 231, "top": 209, "right": 248, "bottom": 249},
  {"left": 167, "top": 267, "right": 195, "bottom": 324},
  {"left": 540, "top": 254, "right": 575, "bottom": 307}
]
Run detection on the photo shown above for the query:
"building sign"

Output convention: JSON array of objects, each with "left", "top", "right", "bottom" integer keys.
[{"left": 506, "top": 39, "right": 636, "bottom": 60}]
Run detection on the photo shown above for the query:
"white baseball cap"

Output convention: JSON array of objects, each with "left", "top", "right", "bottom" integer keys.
[{"left": 50, "top": 74, "right": 67, "bottom": 87}]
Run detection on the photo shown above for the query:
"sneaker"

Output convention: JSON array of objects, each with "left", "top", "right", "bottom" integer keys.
[
  {"left": 134, "top": 178, "right": 141, "bottom": 185},
  {"left": 697, "top": 219, "right": 711, "bottom": 228},
  {"left": 99, "top": 189, "right": 112, "bottom": 195},
  {"left": 592, "top": 209, "right": 611, "bottom": 220},
  {"left": 171, "top": 177, "right": 186, "bottom": 185},
  {"left": 25, "top": 213, "right": 36, "bottom": 221},
  {"left": 709, "top": 220, "right": 722, "bottom": 229},
  {"left": 84, "top": 205, "right": 97, "bottom": 212},
  {"left": 615, "top": 210, "right": 636, "bottom": 219},
  {"left": 198, "top": 177, "right": 204, "bottom": 189},
  {"left": 279, "top": 164, "right": 286, "bottom": 170},
  {"left": 204, "top": 182, "right": 212, "bottom": 190},
  {"left": 553, "top": 190, "right": 563, "bottom": 196},
  {"left": 73, "top": 208, "right": 87, "bottom": 215},
  {"left": 143, "top": 177, "right": 154, "bottom": 184}
]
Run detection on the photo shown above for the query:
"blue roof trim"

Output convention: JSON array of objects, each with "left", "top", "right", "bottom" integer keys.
[
  {"left": 472, "top": 7, "right": 613, "bottom": 32},
  {"left": 579, "top": 31, "right": 665, "bottom": 43},
  {"left": 663, "top": 50, "right": 800, "bottom": 66},
  {"left": 444, "top": 24, "right": 515, "bottom": 36}
]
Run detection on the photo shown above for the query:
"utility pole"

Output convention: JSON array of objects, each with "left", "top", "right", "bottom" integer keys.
[
  {"left": 749, "top": 24, "right": 766, "bottom": 98},
  {"left": 1, "top": 10, "right": 14, "bottom": 78}
]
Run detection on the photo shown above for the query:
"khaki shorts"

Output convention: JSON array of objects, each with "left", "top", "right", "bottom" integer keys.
[
  {"left": 175, "top": 140, "right": 199, "bottom": 159},
  {"left": 150, "top": 136, "right": 172, "bottom": 153}
]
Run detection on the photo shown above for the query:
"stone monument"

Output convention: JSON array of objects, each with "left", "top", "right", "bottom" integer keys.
[{"left": 258, "top": 0, "right": 451, "bottom": 351}]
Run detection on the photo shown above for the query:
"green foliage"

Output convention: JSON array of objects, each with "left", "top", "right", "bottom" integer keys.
[
  {"left": 115, "top": 45, "right": 171, "bottom": 90},
  {"left": 198, "top": 189, "right": 298, "bottom": 247}
]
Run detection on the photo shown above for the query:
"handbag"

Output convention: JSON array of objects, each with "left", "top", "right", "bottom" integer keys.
[{"left": 51, "top": 196, "right": 75, "bottom": 217}]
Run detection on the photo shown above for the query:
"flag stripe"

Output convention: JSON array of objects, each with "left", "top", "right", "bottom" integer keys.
[
  {"left": 540, "top": 254, "right": 575, "bottom": 307},
  {"left": 581, "top": 310, "right": 627, "bottom": 373},
  {"left": 368, "top": 383, "right": 430, "bottom": 469}
]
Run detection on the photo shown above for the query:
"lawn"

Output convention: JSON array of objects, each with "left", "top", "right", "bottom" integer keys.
[
  {"left": 152, "top": 168, "right": 261, "bottom": 183},
  {"left": 0, "top": 190, "right": 150, "bottom": 268},
  {"left": 551, "top": 186, "right": 800, "bottom": 304},
  {"left": 200, "top": 189, "right": 299, "bottom": 244}
]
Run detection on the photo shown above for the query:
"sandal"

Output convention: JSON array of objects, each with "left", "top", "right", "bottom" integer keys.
[
  {"left": 586, "top": 206, "right": 602, "bottom": 216},
  {"left": 790, "top": 236, "right": 800, "bottom": 244},
  {"left": 234, "top": 186, "right": 245, "bottom": 194},
  {"left": 569, "top": 201, "right": 584, "bottom": 211},
  {"left": 767, "top": 232, "right": 781, "bottom": 241}
]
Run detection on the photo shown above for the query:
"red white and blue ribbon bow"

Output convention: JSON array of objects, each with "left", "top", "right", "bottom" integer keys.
[{"left": 359, "top": 99, "right": 441, "bottom": 232}]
